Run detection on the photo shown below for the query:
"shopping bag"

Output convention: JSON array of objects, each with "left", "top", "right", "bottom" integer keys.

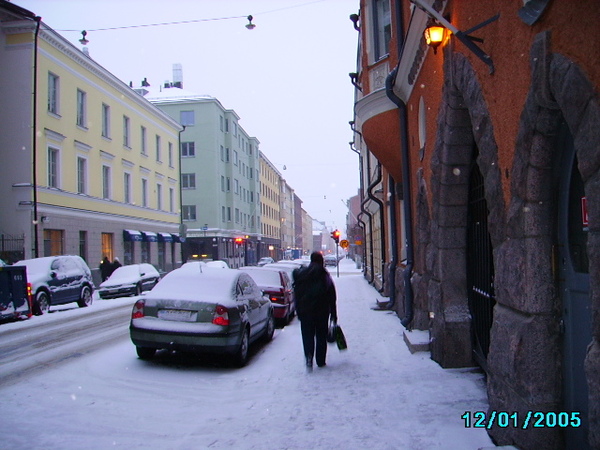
[
  {"left": 327, "top": 320, "right": 337, "bottom": 343},
  {"left": 335, "top": 324, "right": 347, "bottom": 350}
]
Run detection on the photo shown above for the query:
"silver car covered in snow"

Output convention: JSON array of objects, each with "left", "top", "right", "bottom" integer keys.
[{"left": 129, "top": 266, "right": 274, "bottom": 367}]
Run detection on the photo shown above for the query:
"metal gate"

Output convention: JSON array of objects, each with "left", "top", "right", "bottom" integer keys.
[
  {"left": 466, "top": 159, "right": 496, "bottom": 370},
  {"left": 557, "top": 124, "right": 591, "bottom": 449},
  {"left": 0, "top": 233, "right": 25, "bottom": 264}
]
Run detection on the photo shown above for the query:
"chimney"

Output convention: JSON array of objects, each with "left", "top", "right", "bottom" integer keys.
[{"left": 172, "top": 63, "right": 183, "bottom": 89}]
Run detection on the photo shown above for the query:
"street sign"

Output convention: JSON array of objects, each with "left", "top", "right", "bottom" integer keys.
[
  {"left": 340, "top": 239, "right": 349, "bottom": 249},
  {"left": 355, "top": 240, "right": 362, "bottom": 246}
]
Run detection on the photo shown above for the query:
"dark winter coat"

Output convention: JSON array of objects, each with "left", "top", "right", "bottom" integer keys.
[
  {"left": 293, "top": 263, "right": 337, "bottom": 322},
  {"left": 99, "top": 257, "right": 112, "bottom": 281}
]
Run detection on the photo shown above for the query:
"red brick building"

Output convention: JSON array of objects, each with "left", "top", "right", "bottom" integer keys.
[{"left": 351, "top": 1, "right": 599, "bottom": 448}]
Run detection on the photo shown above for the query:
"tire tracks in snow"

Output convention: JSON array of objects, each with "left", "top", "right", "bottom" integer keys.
[{"left": 0, "top": 303, "right": 132, "bottom": 387}]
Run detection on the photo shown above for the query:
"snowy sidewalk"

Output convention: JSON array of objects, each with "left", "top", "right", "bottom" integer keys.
[{"left": 0, "top": 259, "right": 496, "bottom": 449}]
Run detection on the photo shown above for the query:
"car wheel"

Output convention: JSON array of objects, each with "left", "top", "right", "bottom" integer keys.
[
  {"left": 34, "top": 291, "right": 50, "bottom": 315},
  {"left": 262, "top": 314, "right": 275, "bottom": 343},
  {"left": 77, "top": 286, "right": 93, "bottom": 308},
  {"left": 136, "top": 346, "right": 156, "bottom": 360},
  {"left": 231, "top": 328, "right": 250, "bottom": 368}
]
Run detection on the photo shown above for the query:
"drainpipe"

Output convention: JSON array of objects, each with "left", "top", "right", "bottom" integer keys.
[
  {"left": 387, "top": 175, "right": 398, "bottom": 308},
  {"left": 366, "top": 163, "right": 385, "bottom": 291},
  {"left": 385, "top": 66, "right": 414, "bottom": 327},
  {"left": 360, "top": 152, "right": 375, "bottom": 284},
  {"left": 32, "top": 16, "right": 41, "bottom": 258}
]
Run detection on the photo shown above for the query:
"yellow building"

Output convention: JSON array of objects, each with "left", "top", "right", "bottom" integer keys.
[
  {"left": 0, "top": 2, "right": 182, "bottom": 276},
  {"left": 258, "top": 152, "right": 282, "bottom": 259}
]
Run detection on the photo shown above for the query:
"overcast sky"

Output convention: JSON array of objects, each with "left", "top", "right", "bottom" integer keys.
[{"left": 18, "top": 0, "right": 360, "bottom": 232}]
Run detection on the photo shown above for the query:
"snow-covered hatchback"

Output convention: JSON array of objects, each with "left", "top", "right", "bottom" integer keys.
[{"left": 14, "top": 255, "right": 94, "bottom": 315}]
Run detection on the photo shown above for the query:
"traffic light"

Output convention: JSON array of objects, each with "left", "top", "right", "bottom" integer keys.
[{"left": 330, "top": 229, "right": 341, "bottom": 244}]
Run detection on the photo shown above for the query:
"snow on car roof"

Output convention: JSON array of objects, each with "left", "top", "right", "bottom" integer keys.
[{"left": 145, "top": 267, "right": 241, "bottom": 302}]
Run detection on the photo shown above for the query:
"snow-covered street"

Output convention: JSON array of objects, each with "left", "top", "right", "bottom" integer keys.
[{"left": 0, "top": 259, "right": 495, "bottom": 449}]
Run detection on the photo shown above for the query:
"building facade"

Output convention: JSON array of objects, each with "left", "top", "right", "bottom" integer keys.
[
  {"left": 146, "top": 83, "right": 261, "bottom": 268},
  {"left": 259, "top": 151, "right": 283, "bottom": 260},
  {"left": 352, "top": 1, "right": 599, "bottom": 449},
  {"left": 0, "top": 2, "right": 182, "bottom": 277}
]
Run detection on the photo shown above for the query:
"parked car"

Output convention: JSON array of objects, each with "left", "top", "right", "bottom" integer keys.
[
  {"left": 257, "top": 257, "right": 274, "bottom": 267},
  {"left": 324, "top": 254, "right": 338, "bottom": 267},
  {"left": 205, "top": 260, "right": 229, "bottom": 269},
  {"left": 239, "top": 267, "right": 294, "bottom": 326},
  {"left": 263, "top": 263, "right": 301, "bottom": 289},
  {"left": 130, "top": 267, "right": 274, "bottom": 367},
  {"left": 98, "top": 263, "right": 160, "bottom": 299},
  {"left": 14, "top": 255, "right": 94, "bottom": 315}
]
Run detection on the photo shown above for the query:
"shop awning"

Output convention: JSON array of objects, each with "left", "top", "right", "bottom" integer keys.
[
  {"left": 141, "top": 231, "right": 158, "bottom": 242},
  {"left": 123, "top": 229, "right": 143, "bottom": 242},
  {"left": 157, "top": 232, "right": 173, "bottom": 243},
  {"left": 171, "top": 233, "right": 185, "bottom": 243}
]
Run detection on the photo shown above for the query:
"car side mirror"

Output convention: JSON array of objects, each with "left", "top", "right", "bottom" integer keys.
[
  {"left": 140, "top": 272, "right": 146, "bottom": 276},
  {"left": 50, "top": 271, "right": 57, "bottom": 278}
]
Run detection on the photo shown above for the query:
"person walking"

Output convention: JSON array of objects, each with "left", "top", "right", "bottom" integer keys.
[
  {"left": 99, "top": 256, "right": 111, "bottom": 282},
  {"left": 111, "top": 257, "right": 122, "bottom": 274},
  {"left": 293, "top": 252, "right": 337, "bottom": 372}
]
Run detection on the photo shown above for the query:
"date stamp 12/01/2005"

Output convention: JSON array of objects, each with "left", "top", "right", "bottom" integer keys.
[{"left": 462, "top": 411, "right": 582, "bottom": 430}]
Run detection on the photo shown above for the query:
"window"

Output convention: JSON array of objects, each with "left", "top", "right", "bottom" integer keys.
[
  {"left": 182, "top": 173, "right": 196, "bottom": 189},
  {"left": 155, "top": 135, "right": 161, "bottom": 161},
  {"left": 141, "top": 126, "right": 147, "bottom": 155},
  {"left": 43, "top": 229, "right": 64, "bottom": 256},
  {"left": 102, "top": 165, "right": 111, "bottom": 199},
  {"left": 169, "top": 188, "right": 174, "bottom": 213},
  {"left": 77, "top": 157, "right": 87, "bottom": 194},
  {"left": 227, "top": 206, "right": 231, "bottom": 222},
  {"left": 181, "top": 142, "right": 195, "bottom": 157},
  {"left": 220, "top": 115, "right": 224, "bottom": 131},
  {"left": 373, "top": 0, "right": 391, "bottom": 60},
  {"left": 123, "top": 115, "right": 130, "bottom": 147},
  {"left": 226, "top": 177, "right": 231, "bottom": 192},
  {"left": 102, "top": 104, "right": 110, "bottom": 138},
  {"left": 156, "top": 183, "right": 162, "bottom": 210},
  {"left": 225, "top": 148, "right": 230, "bottom": 162},
  {"left": 222, "top": 206, "right": 226, "bottom": 222},
  {"left": 79, "top": 230, "right": 87, "bottom": 262},
  {"left": 168, "top": 142, "right": 174, "bottom": 167},
  {"left": 48, "top": 72, "right": 59, "bottom": 114},
  {"left": 101, "top": 233, "right": 114, "bottom": 261},
  {"left": 233, "top": 150, "right": 238, "bottom": 166},
  {"left": 221, "top": 175, "right": 225, "bottom": 191},
  {"left": 225, "top": 118, "right": 229, "bottom": 133},
  {"left": 180, "top": 110, "right": 195, "bottom": 126},
  {"left": 48, "top": 147, "right": 59, "bottom": 188},
  {"left": 141, "top": 179, "right": 148, "bottom": 207},
  {"left": 234, "top": 179, "right": 239, "bottom": 194},
  {"left": 76, "top": 89, "right": 87, "bottom": 127},
  {"left": 124, "top": 172, "right": 131, "bottom": 203},
  {"left": 182, "top": 205, "right": 196, "bottom": 221}
]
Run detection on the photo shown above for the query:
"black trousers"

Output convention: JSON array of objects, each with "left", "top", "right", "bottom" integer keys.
[{"left": 300, "top": 315, "right": 329, "bottom": 365}]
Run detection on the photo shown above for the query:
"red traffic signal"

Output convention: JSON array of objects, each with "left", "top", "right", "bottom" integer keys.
[{"left": 330, "top": 229, "right": 341, "bottom": 244}]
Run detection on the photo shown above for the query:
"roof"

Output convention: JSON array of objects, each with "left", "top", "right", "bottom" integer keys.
[{"left": 143, "top": 86, "right": 219, "bottom": 105}]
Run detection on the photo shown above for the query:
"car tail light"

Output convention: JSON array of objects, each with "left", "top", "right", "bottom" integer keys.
[
  {"left": 132, "top": 299, "right": 145, "bottom": 319},
  {"left": 26, "top": 283, "right": 33, "bottom": 315},
  {"left": 212, "top": 304, "right": 230, "bottom": 326},
  {"left": 268, "top": 289, "right": 286, "bottom": 304}
]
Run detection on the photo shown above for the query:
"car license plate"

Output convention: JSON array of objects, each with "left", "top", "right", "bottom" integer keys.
[{"left": 158, "top": 309, "right": 197, "bottom": 322}]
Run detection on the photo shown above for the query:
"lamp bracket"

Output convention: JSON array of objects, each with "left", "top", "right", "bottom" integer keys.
[{"left": 410, "top": 0, "right": 499, "bottom": 75}]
